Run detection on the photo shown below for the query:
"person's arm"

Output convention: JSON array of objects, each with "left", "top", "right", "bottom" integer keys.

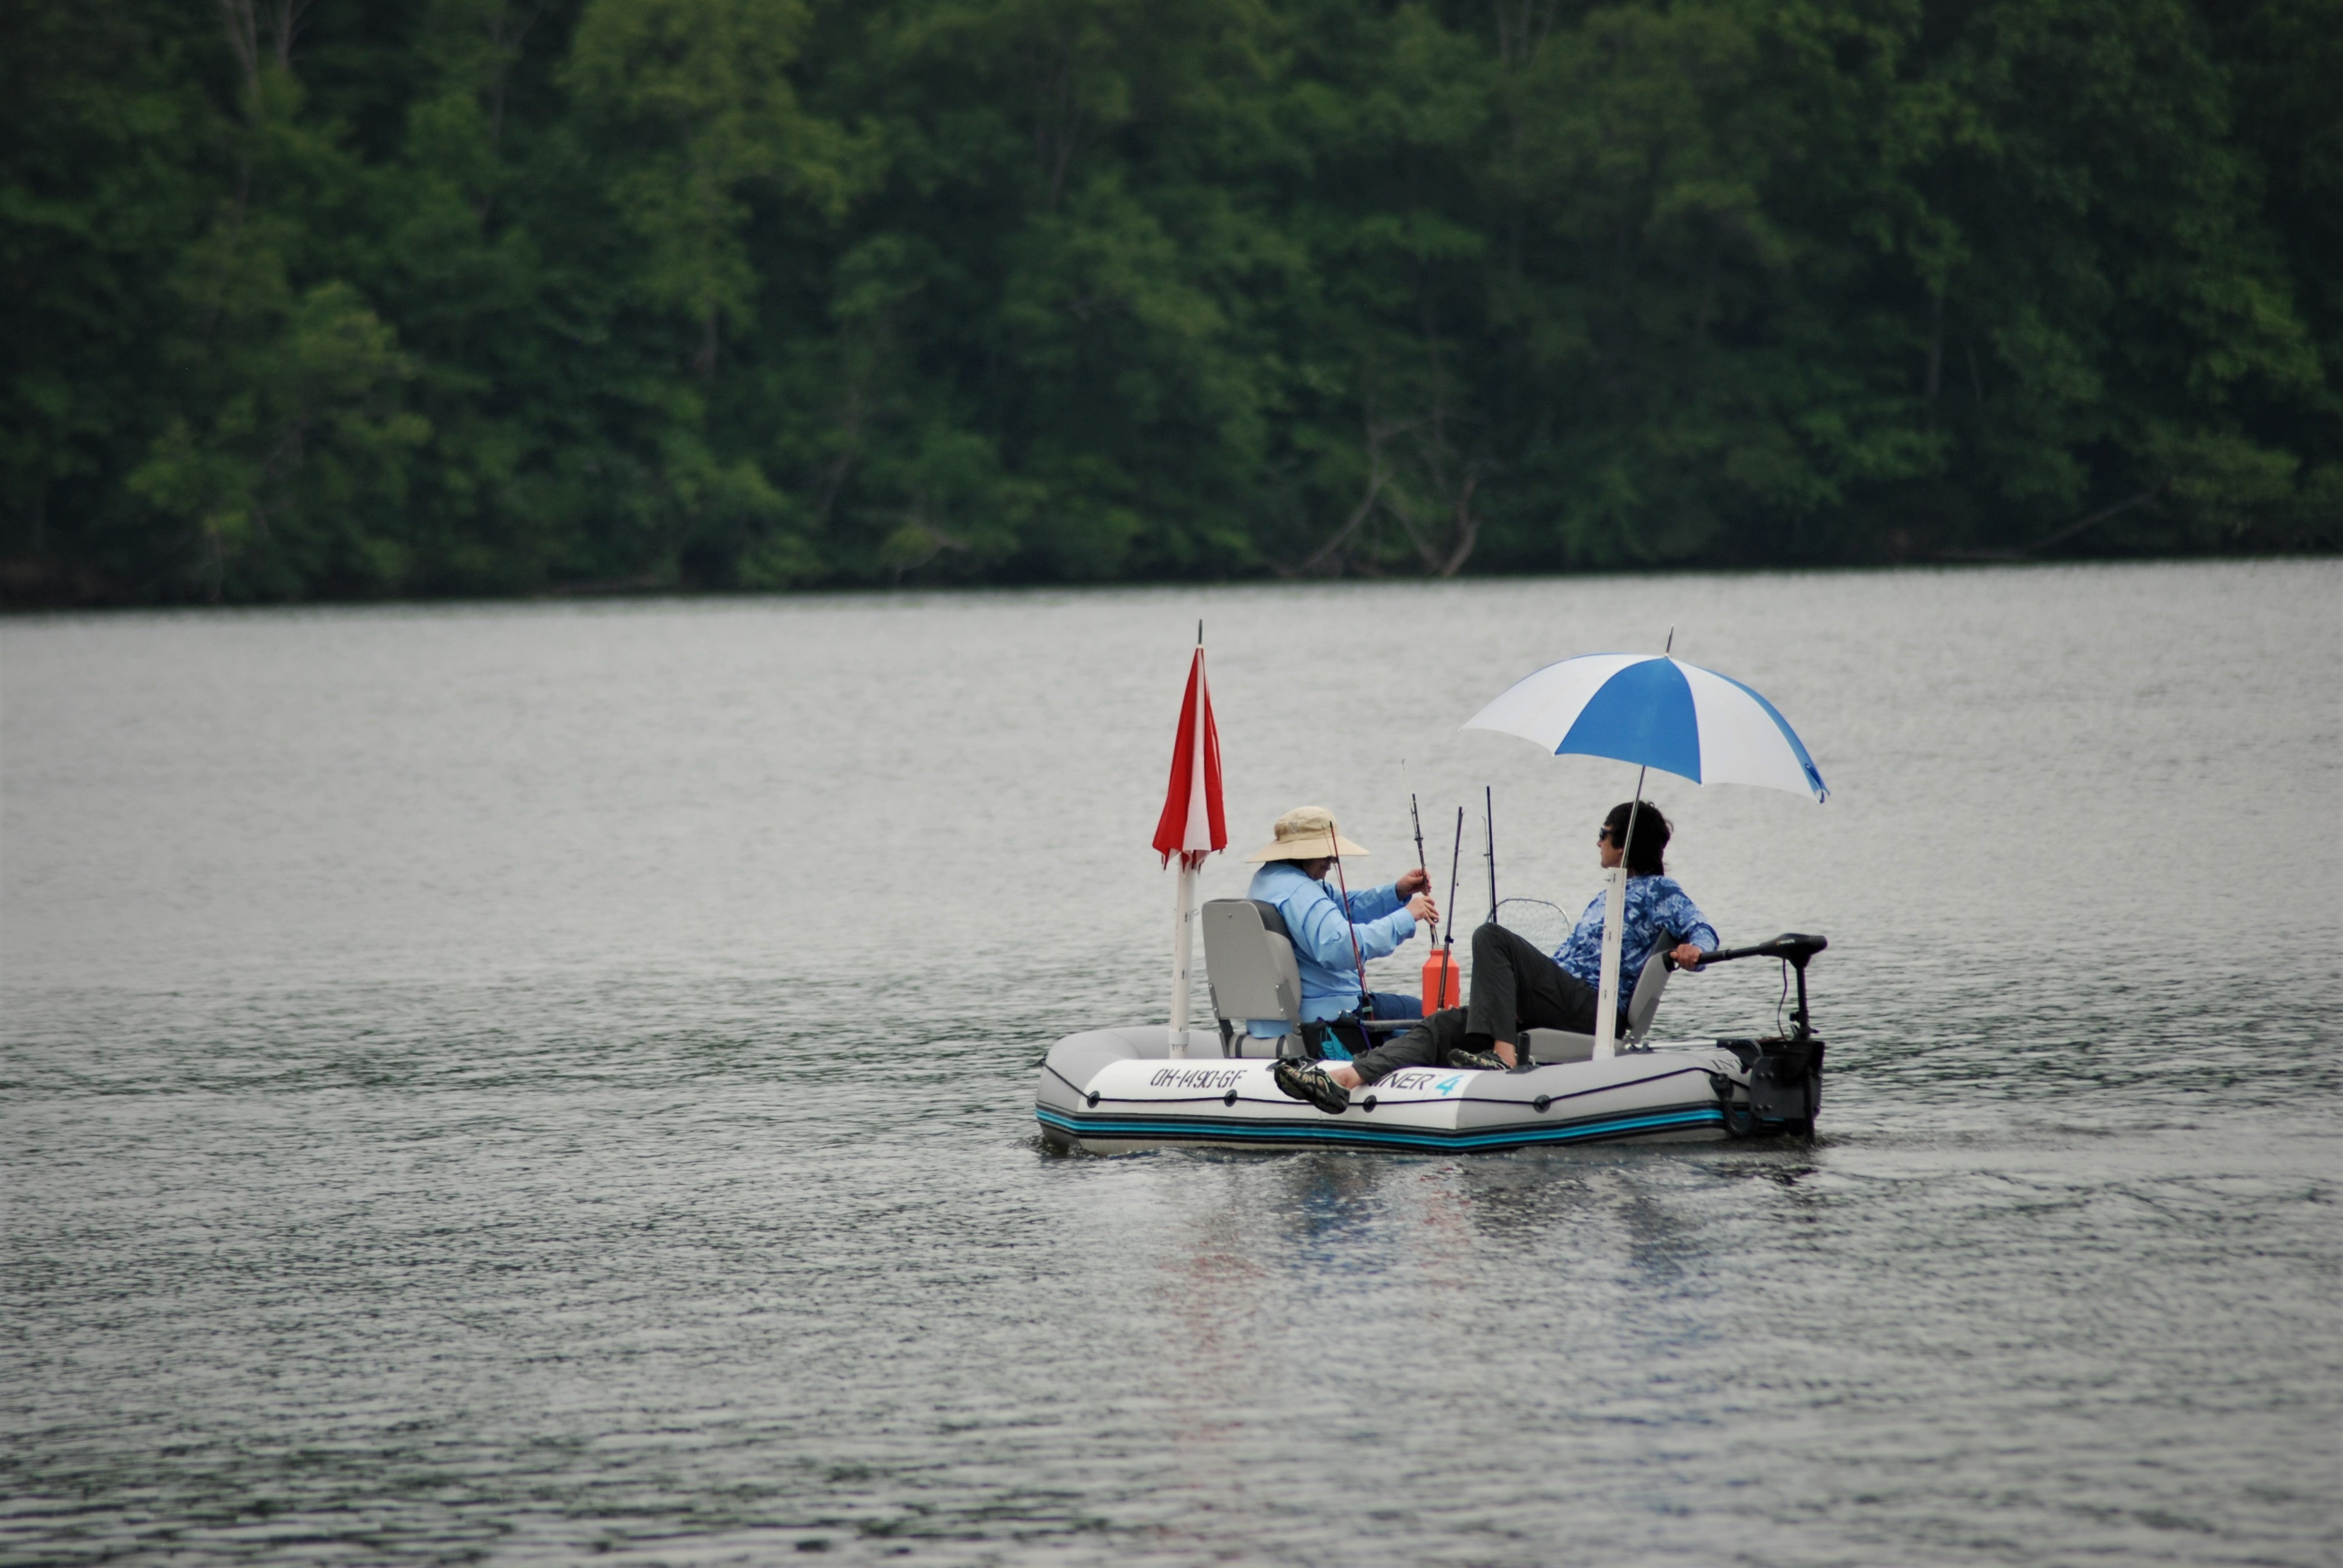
[
  {"left": 1293, "top": 883, "right": 1426, "bottom": 968},
  {"left": 1347, "top": 867, "right": 1432, "bottom": 917},
  {"left": 1284, "top": 885, "right": 1373, "bottom": 970},
  {"left": 1656, "top": 886, "right": 1720, "bottom": 969},
  {"left": 1349, "top": 903, "right": 1418, "bottom": 962}
]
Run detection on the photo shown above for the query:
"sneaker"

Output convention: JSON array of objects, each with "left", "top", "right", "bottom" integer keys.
[
  {"left": 1272, "top": 1057, "right": 1350, "bottom": 1115},
  {"left": 1444, "top": 1047, "right": 1506, "bottom": 1072}
]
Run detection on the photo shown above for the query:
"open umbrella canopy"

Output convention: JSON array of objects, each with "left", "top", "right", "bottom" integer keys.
[{"left": 1465, "top": 653, "right": 1828, "bottom": 802}]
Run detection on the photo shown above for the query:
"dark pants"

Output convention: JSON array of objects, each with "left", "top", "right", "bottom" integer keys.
[
  {"left": 1348, "top": 924, "right": 1604, "bottom": 1083},
  {"left": 1464, "top": 923, "right": 1601, "bottom": 1042},
  {"left": 1316, "top": 990, "right": 1423, "bottom": 1060},
  {"left": 1348, "top": 1007, "right": 1469, "bottom": 1080}
]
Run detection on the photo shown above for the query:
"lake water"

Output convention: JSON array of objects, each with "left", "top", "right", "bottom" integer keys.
[{"left": 3, "top": 561, "right": 2338, "bottom": 1566}]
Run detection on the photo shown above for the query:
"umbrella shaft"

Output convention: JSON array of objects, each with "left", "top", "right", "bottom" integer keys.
[
  {"left": 1594, "top": 765, "right": 1648, "bottom": 1057},
  {"left": 1168, "top": 863, "right": 1196, "bottom": 1057}
]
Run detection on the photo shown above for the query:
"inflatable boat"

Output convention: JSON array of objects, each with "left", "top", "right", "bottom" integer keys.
[{"left": 1035, "top": 902, "right": 1829, "bottom": 1155}]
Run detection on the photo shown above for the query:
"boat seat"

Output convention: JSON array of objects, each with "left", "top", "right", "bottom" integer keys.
[
  {"left": 1202, "top": 898, "right": 1424, "bottom": 1059},
  {"left": 1523, "top": 948, "right": 1673, "bottom": 1064},
  {"left": 1201, "top": 899, "right": 1305, "bottom": 1058}
]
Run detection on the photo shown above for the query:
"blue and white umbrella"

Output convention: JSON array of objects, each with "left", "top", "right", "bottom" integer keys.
[
  {"left": 1463, "top": 651, "right": 1827, "bottom": 1057},
  {"left": 1464, "top": 653, "right": 1828, "bottom": 802}
]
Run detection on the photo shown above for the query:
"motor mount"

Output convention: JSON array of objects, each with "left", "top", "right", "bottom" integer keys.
[
  {"left": 1716, "top": 1036, "right": 1825, "bottom": 1137},
  {"left": 1701, "top": 930, "right": 1829, "bottom": 1138}
]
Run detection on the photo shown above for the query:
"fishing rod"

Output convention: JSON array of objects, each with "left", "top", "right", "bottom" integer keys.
[
  {"left": 1406, "top": 776, "right": 1459, "bottom": 1011},
  {"left": 1323, "top": 823, "right": 1373, "bottom": 1038},
  {"left": 1407, "top": 781, "right": 1434, "bottom": 948},
  {"left": 1443, "top": 806, "right": 1464, "bottom": 963},
  {"left": 1485, "top": 785, "right": 1498, "bottom": 927},
  {"left": 1418, "top": 803, "right": 1464, "bottom": 1011}
]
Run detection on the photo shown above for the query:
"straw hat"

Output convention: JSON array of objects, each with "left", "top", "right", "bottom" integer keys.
[{"left": 1242, "top": 806, "right": 1369, "bottom": 863}]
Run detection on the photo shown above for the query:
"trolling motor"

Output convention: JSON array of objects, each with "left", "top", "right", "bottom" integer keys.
[
  {"left": 1699, "top": 932, "right": 1827, "bottom": 1039},
  {"left": 1696, "top": 932, "right": 1829, "bottom": 1137}
]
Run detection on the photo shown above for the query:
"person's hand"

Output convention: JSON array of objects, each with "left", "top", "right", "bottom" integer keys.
[
  {"left": 1395, "top": 867, "right": 1430, "bottom": 898},
  {"left": 1671, "top": 942, "right": 1709, "bottom": 970},
  {"left": 1407, "top": 893, "right": 1439, "bottom": 925}
]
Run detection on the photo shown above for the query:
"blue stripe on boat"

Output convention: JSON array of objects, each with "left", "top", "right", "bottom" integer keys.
[
  {"left": 1034, "top": 1103, "right": 1725, "bottom": 1151},
  {"left": 1555, "top": 658, "right": 1703, "bottom": 782}
]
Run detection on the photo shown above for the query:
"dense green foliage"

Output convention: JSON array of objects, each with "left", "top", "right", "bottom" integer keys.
[{"left": 4, "top": 0, "right": 2335, "bottom": 602}]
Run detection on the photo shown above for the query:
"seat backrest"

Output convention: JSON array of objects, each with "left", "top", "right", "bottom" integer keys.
[
  {"left": 1523, "top": 948, "right": 1675, "bottom": 1065},
  {"left": 1201, "top": 899, "right": 1303, "bottom": 1030},
  {"left": 1623, "top": 947, "right": 1672, "bottom": 1041}
]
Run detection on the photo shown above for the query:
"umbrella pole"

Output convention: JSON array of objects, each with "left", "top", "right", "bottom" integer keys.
[
  {"left": 1594, "top": 768, "right": 1647, "bottom": 1058},
  {"left": 1168, "top": 859, "right": 1196, "bottom": 1059}
]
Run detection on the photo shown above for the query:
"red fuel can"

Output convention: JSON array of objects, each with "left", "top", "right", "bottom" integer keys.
[{"left": 1421, "top": 947, "right": 1460, "bottom": 1012}]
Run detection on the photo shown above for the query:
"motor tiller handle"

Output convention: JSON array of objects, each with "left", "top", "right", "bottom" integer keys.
[{"left": 1698, "top": 933, "right": 1829, "bottom": 969}]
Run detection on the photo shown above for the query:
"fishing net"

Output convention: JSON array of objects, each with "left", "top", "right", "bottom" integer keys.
[{"left": 1492, "top": 897, "right": 1574, "bottom": 955}]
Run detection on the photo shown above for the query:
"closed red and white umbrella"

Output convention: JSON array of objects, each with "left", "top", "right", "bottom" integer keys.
[
  {"left": 1152, "top": 645, "right": 1225, "bottom": 869},
  {"left": 1152, "top": 636, "right": 1225, "bottom": 1055}
]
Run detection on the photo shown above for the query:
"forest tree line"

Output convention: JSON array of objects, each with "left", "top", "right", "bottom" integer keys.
[{"left": 4, "top": 0, "right": 2336, "bottom": 604}]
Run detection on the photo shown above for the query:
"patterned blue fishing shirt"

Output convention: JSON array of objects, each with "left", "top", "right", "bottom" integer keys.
[{"left": 1553, "top": 875, "right": 1719, "bottom": 991}]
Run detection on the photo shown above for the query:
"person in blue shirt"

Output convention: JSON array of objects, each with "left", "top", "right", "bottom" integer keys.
[
  {"left": 1241, "top": 806, "right": 1437, "bottom": 1064},
  {"left": 1273, "top": 800, "right": 1715, "bottom": 1112}
]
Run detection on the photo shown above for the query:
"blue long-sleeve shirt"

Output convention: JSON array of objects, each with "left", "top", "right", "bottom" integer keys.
[
  {"left": 1244, "top": 861, "right": 1417, "bottom": 1037},
  {"left": 1552, "top": 875, "right": 1719, "bottom": 993}
]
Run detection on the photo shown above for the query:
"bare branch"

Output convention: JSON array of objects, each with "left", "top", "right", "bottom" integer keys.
[
  {"left": 271, "top": 0, "right": 314, "bottom": 72},
  {"left": 1297, "top": 417, "right": 1412, "bottom": 574},
  {"left": 1938, "top": 483, "right": 2166, "bottom": 561},
  {"left": 1437, "top": 471, "right": 1480, "bottom": 577},
  {"left": 217, "top": 0, "right": 260, "bottom": 104}
]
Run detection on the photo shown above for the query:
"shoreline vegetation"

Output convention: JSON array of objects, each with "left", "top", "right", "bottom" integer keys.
[
  {"left": 5, "top": 0, "right": 2336, "bottom": 608},
  {"left": 5, "top": 555, "right": 2331, "bottom": 623}
]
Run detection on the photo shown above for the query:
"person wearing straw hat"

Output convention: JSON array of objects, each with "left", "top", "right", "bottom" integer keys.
[{"left": 1240, "top": 807, "right": 1437, "bottom": 1111}]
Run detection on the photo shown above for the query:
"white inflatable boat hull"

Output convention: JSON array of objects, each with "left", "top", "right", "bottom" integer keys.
[{"left": 1035, "top": 1026, "right": 1803, "bottom": 1155}]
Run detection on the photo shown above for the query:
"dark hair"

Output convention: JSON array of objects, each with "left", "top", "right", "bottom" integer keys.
[{"left": 1602, "top": 800, "right": 1671, "bottom": 877}]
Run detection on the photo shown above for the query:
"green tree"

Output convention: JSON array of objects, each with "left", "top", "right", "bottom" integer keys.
[{"left": 2, "top": 0, "right": 2332, "bottom": 603}]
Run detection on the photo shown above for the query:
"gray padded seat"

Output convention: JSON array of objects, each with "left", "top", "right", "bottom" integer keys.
[
  {"left": 1522, "top": 948, "right": 1673, "bottom": 1063},
  {"left": 1201, "top": 899, "right": 1305, "bottom": 1058}
]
